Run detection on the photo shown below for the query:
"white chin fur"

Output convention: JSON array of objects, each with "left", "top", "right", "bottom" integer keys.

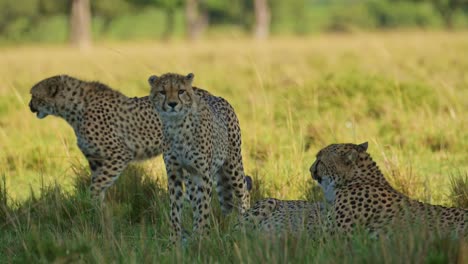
[
  {"left": 36, "top": 112, "right": 48, "bottom": 119},
  {"left": 161, "top": 111, "right": 182, "bottom": 118},
  {"left": 319, "top": 177, "right": 336, "bottom": 204}
]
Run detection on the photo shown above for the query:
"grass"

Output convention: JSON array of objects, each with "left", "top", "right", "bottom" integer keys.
[{"left": 0, "top": 31, "right": 467, "bottom": 262}]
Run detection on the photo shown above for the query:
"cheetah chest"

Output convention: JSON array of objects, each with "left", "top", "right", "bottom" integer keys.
[{"left": 164, "top": 119, "right": 228, "bottom": 176}]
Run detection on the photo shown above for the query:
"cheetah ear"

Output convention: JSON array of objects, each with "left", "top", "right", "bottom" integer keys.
[
  {"left": 148, "top": 75, "right": 158, "bottom": 86},
  {"left": 357, "top": 142, "right": 368, "bottom": 152},
  {"left": 345, "top": 149, "right": 359, "bottom": 165},
  {"left": 185, "top": 73, "right": 194, "bottom": 84},
  {"left": 48, "top": 83, "right": 59, "bottom": 97}
]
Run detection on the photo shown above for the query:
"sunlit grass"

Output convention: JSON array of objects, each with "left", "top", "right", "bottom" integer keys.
[
  {"left": 0, "top": 31, "right": 466, "bottom": 262},
  {"left": 0, "top": 165, "right": 465, "bottom": 262},
  {"left": 1, "top": 32, "right": 466, "bottom": 202}
]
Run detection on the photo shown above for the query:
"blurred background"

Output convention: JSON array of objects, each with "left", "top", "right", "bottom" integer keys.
[{"left": 1, "top": 0, "right": 468, "bottom": 46}]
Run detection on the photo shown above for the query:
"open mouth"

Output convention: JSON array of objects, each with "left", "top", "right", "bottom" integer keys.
[
  {"left": 160, "top": 106, "right": 177, "bottom": 113},
  {"left": 314, "top": 175, "right": 322, "bottom": 184},
  {"left": 164, "top": 109, "right": 178, "bottom": 114},
  {"left": 36, "top": 112, "right": 48, "bottom": 119},
  {"left": 160, "top": 110, "right": 180, "bottom": 117}
]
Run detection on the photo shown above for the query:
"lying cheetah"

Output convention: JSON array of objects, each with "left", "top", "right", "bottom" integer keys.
[
  {"left": 238, "top": 198, "right": 325, "bottom": 234},
  {"left": 148, "top": 73, "right": 250, "bottom": 243},
  {"left": 29, "top": 75, "right": 165, "bottom": 202},
  {"left": 310, "top": 142, "right": 467, "bottom": 237}
]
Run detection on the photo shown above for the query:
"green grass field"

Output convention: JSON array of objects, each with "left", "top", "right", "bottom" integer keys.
[{"left": 0, "top": 32, "right": 467, "bottom": 262}]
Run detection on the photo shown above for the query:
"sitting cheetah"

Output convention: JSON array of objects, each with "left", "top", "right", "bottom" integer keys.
[
  {"left": 310, "top": 142, "right": 467, "bottom": 237},
  {"left": 29, "top": 75, "right": 166, "bottom": 202},
  {"left": 148, "top": 72, "right": 250, "bottom": 243},
  {"left": 237, "top": 198, "right": 325, "bottom": 235}
]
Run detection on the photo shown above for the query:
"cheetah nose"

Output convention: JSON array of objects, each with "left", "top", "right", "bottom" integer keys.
[
  {"left": 168, "top": 102, "right": 178, "bottom": 109},
  {"left": 29, "top": 101, "right": 37, "bottom": 113}
]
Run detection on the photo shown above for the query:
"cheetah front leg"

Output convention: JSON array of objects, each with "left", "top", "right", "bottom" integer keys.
[
  {"left": 187, "top": 172, "right": 213, "bottom": 236},
  {"left": 87, "top": 153, "right": 132, "bottom": 204},
  {"left": 164, "top": 157, "right": 185, "bottom": 244},
  {"left": 221, "top": 161, "right": 250, "bottom": 214},
  {"left": 216, "top": 171, "right": 234, "bottom": 215}
]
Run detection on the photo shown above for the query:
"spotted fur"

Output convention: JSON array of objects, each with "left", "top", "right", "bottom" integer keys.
[
  {"left": 310, "top": 142, "right": 467, "bottom": 237},
  {"left": 238, "top": 198, "right": 325, "bottom": 234},
  {"left": 148, "top": 72, "right": 250, "bottom": 243},
  {"left": 29, "top": 75, "right": 165, "bottom": 202}
]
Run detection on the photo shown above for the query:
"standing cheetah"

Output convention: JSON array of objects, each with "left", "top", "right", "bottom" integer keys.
[
  {"left": 310, "top": 142, "right": 467, "bottom": 237},
  {"left": 29, "top": 75, "right": 165, "bottom": 202},
  {"left": 148, "top": 72, "right": 250, "bottom": 243}
]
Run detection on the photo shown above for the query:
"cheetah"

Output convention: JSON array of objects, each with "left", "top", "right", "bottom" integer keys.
[
  {"left": 237, "top": 198, "right": 325, "bottom": 235},
  {"left": 29, "top": 75, "right": 165, "bottom": 202},
  {"left": 148, "top": 72, "right": 250, "bottom": 243},
  {"left": 310, "top": 142, "right": 467, "bottom": 237}
]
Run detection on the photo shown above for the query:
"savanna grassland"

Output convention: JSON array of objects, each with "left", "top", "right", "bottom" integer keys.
[{"left": 0, "top": 32, "right": 467, "bottom": 263}]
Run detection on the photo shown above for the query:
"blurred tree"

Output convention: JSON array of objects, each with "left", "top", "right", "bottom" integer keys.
[
  {"left": 39, "top": 0, "right": 68, "bottom": 15},
  {"left": 406, "top": 0, "right": 468, "bottom": 28},
  {"left": 270, "top": 0, "right": 308, "bottom": 34},
  {"left": 254, "top": 0, "right": 270, "bottom": 39},
  {"left": 204, "top": 0, "right": 251, "bottom": 27},
  {"left": 91, "top": 0, "right": 133, "bottom": 30},
  {"left": 186, "top": 0, "right": 208, "bottom": 40},
  {"left": 70, "top": 0, "right": 91, "bottom": 49},
  {"left": 133, "top": 0, "right": 183, "bottom": 39},
  {"left": 159, "top": 0, "right": 183, "bottom": 39},
  {"left": 0, "top": 0, "right": 38, "bottom": 36},
  {"left": 1, "top": 0, "right": 468, "bottom": 43},
  {"left": 433, "top": 0, "right": 467, "bottom": 28}
]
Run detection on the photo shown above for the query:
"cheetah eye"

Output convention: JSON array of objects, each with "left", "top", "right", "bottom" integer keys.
[{"left": 178, "top": 90, "right": 185, "bottom": 95}]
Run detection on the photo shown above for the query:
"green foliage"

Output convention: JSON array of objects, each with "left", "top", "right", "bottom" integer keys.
[
  {"left": 0, "top": 0, "right": 468, "bottom": 43},
  {"left": 270, "top": 0, "right": 311, "bottom": 34},
  {"left": 406, "top": 0, "right": 468, "bottom": 27},
  {"left": 368, "top": 0, "right": 443, "bottom": 28},
  {"left": 93, "top": 8, "right": 185, "bottom": 40},
  {"left": 27, "top": 15, "right": 69, "bottom": 43},
  {"left": 326, "top": 2, "right": 377, "bottom": 32},
  {"left": 92, "top": 0, "right": 134, "bottom": 23},
  {"left": 38, "top": 0, "right": 68, "bottom": 15},
  {"left": 205, "top": 0, "right": 251, "bottom": 26},
  {"left": 326, "top": 0, "right": 444, "bottom": 31}
]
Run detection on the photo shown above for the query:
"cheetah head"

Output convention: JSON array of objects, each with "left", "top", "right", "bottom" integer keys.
[
  {"left": 29, "top": 75, "right": 67, "bottom": 119},
  {"left": 310, "top": 142, "right": 369, "bottom": 192},
  {"left": 148, "top": 73, "right": 196, "bottom": 117}
]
